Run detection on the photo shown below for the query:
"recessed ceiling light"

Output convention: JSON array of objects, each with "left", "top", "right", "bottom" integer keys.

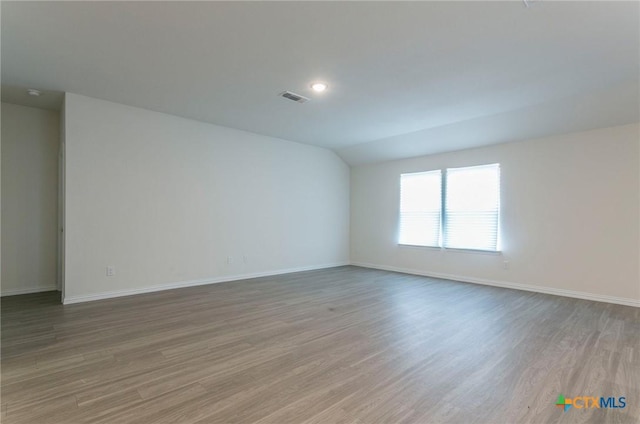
[
  {"left": 310, "top": 82, "right": 328, "bottom": 92},
  {"left": 27, "top": 89, "right": 42, "bottom": 97}
]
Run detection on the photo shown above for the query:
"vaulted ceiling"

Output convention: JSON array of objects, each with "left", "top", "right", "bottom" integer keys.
[{"left": 2, "top": 1, "right": 638, "bottom": 164}]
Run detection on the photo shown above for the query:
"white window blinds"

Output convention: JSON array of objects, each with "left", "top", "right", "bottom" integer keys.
[
  {"left": 444, "top": 163, "right": 500, "bottom": 251},
  {"left": 399, "top": 170, "right": 442, "bottom": 247}
]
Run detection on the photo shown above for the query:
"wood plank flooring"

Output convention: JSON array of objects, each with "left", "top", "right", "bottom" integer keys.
[{"left": 1, "top": 266, "right": 638, "bottom": 423}]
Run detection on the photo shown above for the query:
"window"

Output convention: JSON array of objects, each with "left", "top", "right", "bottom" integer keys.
[
  {"left": 444, "top": 164, "right": 500, "bottom": 251},
  {"left": 399, "top": 163, "right": 500, "bottom": 252},
  {"left": 399, "top": 170, "right": 442, "bottom": 247}
]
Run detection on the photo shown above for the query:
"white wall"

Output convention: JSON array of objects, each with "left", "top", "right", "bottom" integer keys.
[
  {"left": 1, "top": 103, "right": 60, "bottom": 295},
  {"left": 63, "top": 93, "right": 350, "bottom": 302},
  {"left": 351, "top": 123, "right": 640, "bottom": 305},
  {"left": 58, "top": 96, "right": 66, "bottom": 297}
]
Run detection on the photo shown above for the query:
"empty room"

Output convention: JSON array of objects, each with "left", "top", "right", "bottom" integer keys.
[{"left": 1, "top": 1, "right": 638, "bottom": 423}]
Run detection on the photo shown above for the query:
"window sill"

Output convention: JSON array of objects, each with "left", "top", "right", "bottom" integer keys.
[
  {"left": 443, "top": 248, "right": 502, "bottom": 256},
  {"left": 398, "top": 244, "right": 441, "bottom": 250},
  {"left": 397, "top": 244, "right": 502, "bottom": 255}
]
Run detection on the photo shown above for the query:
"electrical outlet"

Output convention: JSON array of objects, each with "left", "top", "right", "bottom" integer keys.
[
  {"left": 503, "top": 261, "right": 509, "bottom": 270},
  {"left": 106, "top": 266, "right": 115, "bottom": 276},
  {"left": 226, "top": 256, "right": 232, "bottom": 265},
  {"left": 243, "top": 255, "right": 247, "bottom": 264}
]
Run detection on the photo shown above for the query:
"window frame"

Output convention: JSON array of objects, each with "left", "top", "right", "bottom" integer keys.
[
  {"left": 398, "top": 163, "right": 502, "bottom": 254},
  {"left": 398, "top": 170, "right": 443, "bottom": 248}
]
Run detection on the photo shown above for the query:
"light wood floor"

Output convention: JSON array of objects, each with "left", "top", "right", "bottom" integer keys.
[{"left": 1, "top": 266, "right": 638, "bottom": 424}]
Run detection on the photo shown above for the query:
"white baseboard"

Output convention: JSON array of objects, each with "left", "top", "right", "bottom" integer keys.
[
  {"left": 351, "top": 262, "right": 640, "bottom": 308},
  {"left": 1, "top": 285, "right": 59, "bottom": 297},
  {"left": 62, "top": 262, "right": 350, "bottom": 305}
]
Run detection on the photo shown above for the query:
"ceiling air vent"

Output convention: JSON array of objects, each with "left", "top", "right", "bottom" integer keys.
[{"left": 280, "top": 91, "right": 309, "bottom": 104}]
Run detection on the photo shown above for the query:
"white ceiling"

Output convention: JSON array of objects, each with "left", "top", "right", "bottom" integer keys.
[
  {"left": 2, "top": 1, "right": 638, "bottom": 165},
  {"left": 1, "top": 85, "right": 64, "bottom": 111}
]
